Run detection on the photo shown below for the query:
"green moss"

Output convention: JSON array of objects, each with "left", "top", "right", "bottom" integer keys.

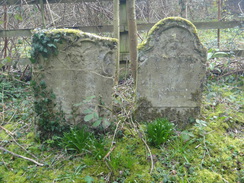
[
  {"left": 194, "top": 169, "right": 223, "bottom": 183},
  {"left": 2, "top": 170, "right": 27, "bottom": 183},
  {"left": 0, "top": 124, "right": 14, "bottom": 140},
  {"left": 34, "top": 28, "right": 118, "bottom": 45},
  {"left": 138, "top": 17, "right": 200, "bottom": 51}
]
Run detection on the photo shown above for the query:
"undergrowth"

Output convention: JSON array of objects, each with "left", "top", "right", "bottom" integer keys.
[{"left": 0, "top": 67, "right": 243, "bottom": 182}]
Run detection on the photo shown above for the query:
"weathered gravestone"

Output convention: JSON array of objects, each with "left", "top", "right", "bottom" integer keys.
[
  {"left": 31, "top": 29, "right": 117, "bottom": 138},
  {"left": 136, "top": 17, "right": 206, "bottom": 128}
]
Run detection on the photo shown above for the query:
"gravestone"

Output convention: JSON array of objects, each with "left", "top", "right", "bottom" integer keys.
[
  {"left": 136, "top": 17, "right": 206, "bottom": 128},
  {"left": 32, "top": 29, "right": 117, "bottom": 137}
]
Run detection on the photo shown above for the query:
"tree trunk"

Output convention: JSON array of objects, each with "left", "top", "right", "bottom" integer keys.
[{"left": 127, "top": 0, "right": 138, "bottom": 85}]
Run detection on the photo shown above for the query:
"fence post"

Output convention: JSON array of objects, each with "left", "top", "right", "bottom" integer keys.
[
  {"left": 127, "top": 0, "right": 138, "bottom": 84},
  {"left": 119, "top": 0, "right": 129, "bottom": 61},
  {"left": 217, "top": 0, "right": 222, "bottom": 48},
  {"left": 39, "top": 0, "right": 46, "bottom": 28},
  {"left": 113, "top": 0, "right": 120, "bottom": 84}
]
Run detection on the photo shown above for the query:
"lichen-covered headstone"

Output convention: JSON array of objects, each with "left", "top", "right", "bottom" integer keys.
[
  {"left": 31, "top": 29, "right": 117, "bottom": 138},
  {"left": 136, "top": 17, "right": 206, "bottom": 128}
]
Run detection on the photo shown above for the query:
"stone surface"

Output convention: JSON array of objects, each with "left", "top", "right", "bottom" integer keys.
[
  {"left": 136, "top": 17, "right": 207, "bottom": 128},
  {"left": 32, "top": 29, "right": 117, "bottom": 128}
]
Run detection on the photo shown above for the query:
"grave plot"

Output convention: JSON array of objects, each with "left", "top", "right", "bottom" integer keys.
[
  {"left": 31, "top": 29, "right": 118, "bottom": 138},
  {"left": 136, "top": 17, "right": 207, "bottom": 128}
]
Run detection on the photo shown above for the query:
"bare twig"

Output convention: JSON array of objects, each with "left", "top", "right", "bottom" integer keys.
[
  {"left": 1, "top": 126, "right": 38, "bottom": 159},
  {"left": 238, "top": 0, "right": 244, "bottom": 14},
  {"left": 217, "top": 69, "right": 244, "bottom": 79},
  {"left": 141, "top": 136, "right": 154, "bottom": 174},
  {"left": 110, "top": 120, "right": 121, "bottom": 149},
  {"left": 103, "top": 145, "right": 116, "bottom": 161},
  {"left": 0, "top": 125, "right": 14, "bottom": 136},
  {"left": 131, "top": 118, "right": 154, "bottom": 174},
  {"left": 46, "top": 0, "right": 56, "bottom": 27},
  {"left": 0, "top": 146, "right": 44, "bottom": 166}
]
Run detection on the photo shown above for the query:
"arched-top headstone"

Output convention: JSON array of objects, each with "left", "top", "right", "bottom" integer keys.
[
  {"left": 136, "top": 17, "right": 207, "bottom": 128},
  {"left": 31, "top": 29, "right": 117, "bottom": 138}
]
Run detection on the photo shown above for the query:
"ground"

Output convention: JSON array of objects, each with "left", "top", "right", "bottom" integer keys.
[{"left": 0, "top": 64, "right": 243, "bottom": 182}]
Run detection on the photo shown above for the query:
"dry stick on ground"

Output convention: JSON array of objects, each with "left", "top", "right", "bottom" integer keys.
[
  {"left": 0, "top": 103, "right": 38, "bottom": 159},
  {"left": 132, "top": 119, "right": 154, "bottom": 174},
  {"left": 103, "top": 145, "right": 116, "bottom": 161},
  {"left": 217, "top": 69, "right": 244, "bottom": 80},
  {"left": 0, "top": 146, "right": 44, "bottom": 166},
  {"left": 1, "top": 126, "right": 38, "bottom": 159},
  {"left": 0, "top": 125, "right": 15, "bottom": 136}
]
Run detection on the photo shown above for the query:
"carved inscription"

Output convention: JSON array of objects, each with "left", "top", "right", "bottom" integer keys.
[
  {"left": 136, "top": 18, "right": 206, "bottom": 126},
  {"left": 33, "top": 30, "right": 117, "bottom": 127}
]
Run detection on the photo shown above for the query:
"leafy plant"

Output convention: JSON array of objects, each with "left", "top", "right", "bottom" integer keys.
[
  {"left": 31, "top": 79, "right": 68, "bottom": 140},
  {"left": 207, "top": 48, "right": 233, "bottom": 60},
  {"left": 61, "top": 127, "right": 106, "bottom": 159},
  {"left": 30, "top": 31, "right": 63, "bottom": 63},
  {"left": 74, "top": 96, "right": 110, "bottom": 129},
  {"left": 0, "top": 57, "right": 12, "bottom": 68},
  {"left": 146, "top": 118, "right": 174, "bottom": 147},
  {"left": 61, "top": 127, "right": 92, "bottom": 153}
]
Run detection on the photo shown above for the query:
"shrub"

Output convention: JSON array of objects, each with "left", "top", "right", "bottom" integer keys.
[{"left": 146, "top": 118, "right": 174, "bottom": 147}]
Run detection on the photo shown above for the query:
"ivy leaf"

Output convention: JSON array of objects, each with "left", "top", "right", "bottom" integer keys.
[
  {"left": 83, "top": 96, "right": 96, "bottom": 103},
  {"left": 84, "top": 109, "right": 93, "bottom": 114},
  {"left": 43, "top": 48, "right": 48, "bottom": 53},
  {"left": 212, "top": 52, "right": 230, "bottom": 58},
  {"left": 47, "top": 43, "right": 56, "bottom": 48},
  {"left": 102, "top": 118, "right": 110, "bottom": 129},
  {"left": 84, "top": 113, "right": 94, "bottom": 122},
  {"left": 180, "top": 131, "right": 194, "bottom": 142},
  {"left": 84, "top": 176, "right": 94, "bottom": 183},
  {"left": 29, "top": 57, "right": 36, "bottom": 64},
  {"left": 92, "top": 119, "right": 101, "bottom": 127},
  {"left": 73, "top": 102, "right": 83, "bottom": 107}
]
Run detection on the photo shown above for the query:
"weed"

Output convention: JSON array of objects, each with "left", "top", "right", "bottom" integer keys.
[
  {"left": 60, "top": 127, "right": 107, "bottom": 159},
  {"left": 73, "top": 96, "right": 111, "bottom": 129},
  {"left": 146, "top": 118, "right": 174, "bottom": 147},
  {"left": 54, "top": 164, "right": 86, "bottom": 182}
]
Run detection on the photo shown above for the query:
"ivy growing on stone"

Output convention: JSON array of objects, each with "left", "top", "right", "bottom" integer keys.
[
  {"left": 31, "top": 79, "right": 69, "bottom": 140},
  {"left": 30, "top": 31, "right": 63, "bottom": 64}
]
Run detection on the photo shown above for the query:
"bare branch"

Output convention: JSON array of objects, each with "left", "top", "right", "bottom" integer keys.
[{"left": 0, "top": 146, "right": 44, "bottom": 166}]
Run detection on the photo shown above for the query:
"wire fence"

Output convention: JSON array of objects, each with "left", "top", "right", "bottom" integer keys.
[{"left": 0, "top": 0, "right": 243, "bottom": 71}]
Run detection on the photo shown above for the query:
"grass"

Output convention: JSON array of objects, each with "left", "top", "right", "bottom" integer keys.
[
  {"left": 146, "top": 118, "right": 174, "bottom": 147},
  {"left": 0, "top": 27, "right": 243, "bottom": 182},
  {"left": 0, "top": 70, "right": 243, "bottom": 182}
]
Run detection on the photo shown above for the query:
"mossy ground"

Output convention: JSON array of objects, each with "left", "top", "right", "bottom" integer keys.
[{"left": 0, "top": 70, "right": 243, "bottom": 182}]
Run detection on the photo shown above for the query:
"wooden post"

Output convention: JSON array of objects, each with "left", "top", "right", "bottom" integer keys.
[
  {"left": 119, "top": 0, "right": 129, "bottom": 61},
  {"left": 217, "top": 0, "right": 222, "bottom": 49},
  {"left": 113, "top": 0, "right": 120, "bottom": 84},
  {"left": 39, "top": 0, "right": 46, "bottom": 28},
  {"left": 127, "top": 0, "right": 138, "bottom": 84},
  {"left": 3, "top": 5, "right": 8, "bottom": 59},
  {"left": 2, "top": 5, "right": 8, "bottom": 71}
]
